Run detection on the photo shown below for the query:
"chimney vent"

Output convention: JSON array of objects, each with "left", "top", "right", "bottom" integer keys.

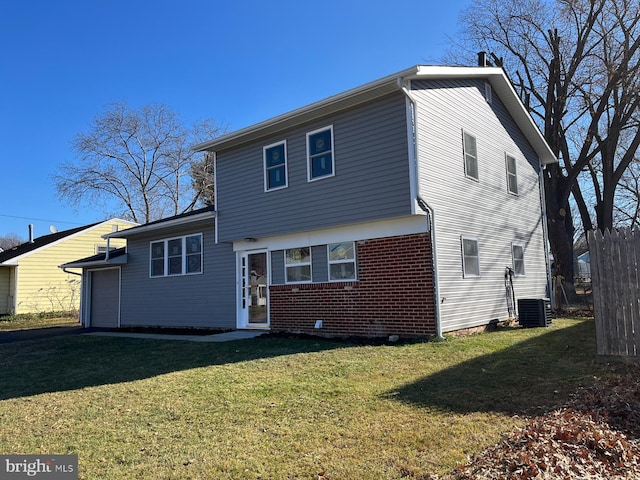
[
  {"left": 28, "top": 224, "right": 34, "bottom": 243},
  {"left": 478, "top": 51, "right": 489, "bottom": 67}
]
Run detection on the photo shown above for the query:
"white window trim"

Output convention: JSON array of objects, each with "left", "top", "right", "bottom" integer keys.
[
  {"left": 462, "top": 129, "right": 479, "bottom": 181},
  {"left": 327, "top": 242, "right": 357, "bottom": 282},
  {"left": 461, "top": 236, "right": 481, "bottom": 278},
  {"left": 505, "top": 153, "right": 519, "bottom": 195},
  {"left": 150, "top": 233, "right": 203, "bottom": 278},
  {"left": 512, "top": 243, "right": 525, "bottom": 276},
  {"left": 263, "top": 140, "right": 288, "bottom": 192},
  {"left": 306, "top": 125, "right": 335, "bottom": 182},
  {"left": 285, "top": 247, "right": 312, "bottom": 284}
]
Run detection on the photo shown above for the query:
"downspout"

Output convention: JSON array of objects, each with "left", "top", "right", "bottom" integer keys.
[
  {"left": 398, "top": 77, "right": 444, "bottom": 340},
  {"left": 61, "top": 266, "right": 83, "bottom": 324},
  {"left": 213, "top": 151, "right": 219, "bottom": 245},
  {"left": 539, "top": 164, "right": 554, "bottom": 311}
]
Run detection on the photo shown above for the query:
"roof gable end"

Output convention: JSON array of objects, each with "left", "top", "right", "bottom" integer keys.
[
  {"left": 193, "top": 65, "right": 556, "bottom": 165},
  {"left": 0, "top": 219, "right": 137, "bottom": 265}
]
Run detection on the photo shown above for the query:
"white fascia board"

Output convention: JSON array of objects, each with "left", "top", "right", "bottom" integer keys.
[
  {"left": 106, "top": 210, "right": 216, "bottom": 239},
  {"left": 60, "top": 255, "right": 128, "bottom": 269},
  {"left": 232, "top": 215, "right": 428, "bottom": 252},
  {"left": 192, "top": 66, "right": 420, "bottom": 153},
  {"left": 195, "top": 65, "right": 556, "bottom": 166},
  {"left": 409, "top": 66, "right": 557, "bottom": 165}
]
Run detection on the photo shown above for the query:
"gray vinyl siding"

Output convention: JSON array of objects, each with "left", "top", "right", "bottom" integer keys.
[
  {"left": 270, "top": 251, "right": 285, "bottom": 285},
  {"left": 311, "top": 245, "right": 328, "bottom": 282},
  {"left": 216, "top": 93, "right": 411, "bottom": 242},
  {"left": 119, "top": 222, "right": 236, "bottom": 329},
  {"left": 413, "top": 79, "right": 548, "bottom": 332}
]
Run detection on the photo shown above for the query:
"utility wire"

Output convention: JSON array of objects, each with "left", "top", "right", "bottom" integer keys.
[{"left": 0, "top": 214, "right": 83, "bottom": 226}]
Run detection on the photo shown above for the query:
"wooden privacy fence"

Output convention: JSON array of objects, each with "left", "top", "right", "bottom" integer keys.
[{"left": 587, "top": 228, "right": 640, "bottom": 356}]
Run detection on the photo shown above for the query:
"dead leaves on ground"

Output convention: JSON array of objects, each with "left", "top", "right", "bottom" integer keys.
[{"left": 443, "top": 364, "right": 640, "bottom": 479}]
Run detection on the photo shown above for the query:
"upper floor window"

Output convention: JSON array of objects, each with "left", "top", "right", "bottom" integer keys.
[
  {"left": 150, "top": 234, "right": 203, "bottom": 277},
  {"left": 512, "top": 243, "right": 525, "bottom": 276},
  {"left": 461, "top": 236, "right": 480, "bottom": 277},
  {"left": 506, "top": 154, "right": 518, "bottom": 195},
  {"left": 463, "top": 130, "right": 478, "bottom": 180},
  {"left": 307, "top": 126, "right": 334, "bottom": 181},
  {"left": 285, "top": 247, "right": 311, "bottom": 283},
  {"left": 264, "top": 141, "right": 287, "bottom": 191},
  {"left": 328, "top": 242, "right": 357, "bottom": 281}
]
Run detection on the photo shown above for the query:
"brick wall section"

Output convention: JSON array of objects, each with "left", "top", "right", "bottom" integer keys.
[{"left": 269, "top": 233, "right": 436, "bottom": 337}]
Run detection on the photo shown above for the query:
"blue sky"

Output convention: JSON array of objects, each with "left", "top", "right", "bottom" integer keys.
[{"left": 0, "top": 0, "right": 470, "bottom": 239}]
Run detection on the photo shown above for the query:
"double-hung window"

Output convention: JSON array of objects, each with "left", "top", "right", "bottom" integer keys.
[
  {"left": 463, "top": 130, "right": 478, "bottom": 180},
  {"left": 461, "top": 236, "right": 480, "bottom": 277},
  {"left": 512, "top": 243, "right": 525, "bottom": 276},
  {"left": 506, "top": 154, "right": 518, "bottom": 195},
  {"left": 150, "top": 234, "right": 203, "bottom": 277},
  {"left": 264, "top": 141, "right": 287, "bottom": 191},
  {"left": 285, "top": 247, "right": 312, "bottom": 283},
  {"left": 307, "top": 126, "right": 334, "bottom": 181},
  {"left": 328, "top": 242, "right": 356, "bottom": 281}
]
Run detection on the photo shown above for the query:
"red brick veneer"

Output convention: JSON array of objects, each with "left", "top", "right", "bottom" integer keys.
[{"left": 269, "top": 233, "right": 436, "bottom": 337}]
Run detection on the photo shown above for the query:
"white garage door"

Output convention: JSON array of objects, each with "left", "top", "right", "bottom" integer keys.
[{"left": 90, "top": 268, "right": 120, "bottom": 328}]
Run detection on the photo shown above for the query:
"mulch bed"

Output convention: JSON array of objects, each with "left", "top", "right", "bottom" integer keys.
[{"left": 437, "top": 362, "right": 640, "bottom": 479}]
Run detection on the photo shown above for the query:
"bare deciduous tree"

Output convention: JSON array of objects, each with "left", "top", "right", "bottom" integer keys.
[
  {"left": 190, "top": 151, "right": 215, "bottom": 207},
  {"left": 0, "top": 233, "right": 23, "bottom": 251},
  {"left": 54, "top": 103, "right": 224, "bottom": 223},
  {"left": 449, "top": 0, "right": 640, "bottom": 286},
  {"left": 614, "top": 160, "right": 640, "bottom": 228}
]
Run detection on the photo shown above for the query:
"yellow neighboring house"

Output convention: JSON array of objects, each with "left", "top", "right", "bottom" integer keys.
[{"left": 0, "top": 219, "right": 136, "bottom": 315}]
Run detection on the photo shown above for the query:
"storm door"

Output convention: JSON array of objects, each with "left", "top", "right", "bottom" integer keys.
[{"left": 239, "top": 251, "right": 269, "bottom": 327}]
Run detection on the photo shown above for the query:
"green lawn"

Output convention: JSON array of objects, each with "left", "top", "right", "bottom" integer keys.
[{"left": 0, "top": 318, "right": 617, "bottom": 479}]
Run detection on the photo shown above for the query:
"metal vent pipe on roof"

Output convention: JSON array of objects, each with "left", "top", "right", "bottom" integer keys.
[
  {"left": 478, "top": 51, "right": 488, "bottom": 67},
  {"left": 28, "top": 224, "right": 34, "bottom": 243}
]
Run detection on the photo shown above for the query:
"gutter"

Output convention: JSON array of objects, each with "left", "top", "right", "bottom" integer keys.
[
  {"left": 106, "top": 209, "right": 216, "bottom": 239},
  {"left": 397, "top": 77, "right": 445, "bottom": 340},
  {"left": 62, "top": 267, "right": 82, "bottom": 277}
]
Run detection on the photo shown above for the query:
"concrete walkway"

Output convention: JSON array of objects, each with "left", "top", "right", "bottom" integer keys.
[{"left": 83, "top": 329, "right": 266, "bottom": 342}]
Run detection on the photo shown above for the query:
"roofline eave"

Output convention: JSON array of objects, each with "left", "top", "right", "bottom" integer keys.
[
  {"left": 193, "top": 65, "right": 556, "bottom": 165},
  {"left": 106, "top": 209, "right": 216, "bottom": 239}
]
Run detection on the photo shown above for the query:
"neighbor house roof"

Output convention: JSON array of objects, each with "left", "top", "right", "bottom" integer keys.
[
  {"left": 192, "top": 65, "right": 557, "bottom": 165},
  {"left": 0, "top": 219, "right": 138, "bottom": 267},
  {"left": 0, "top": 223, "right": 100, "bottom": 266}
]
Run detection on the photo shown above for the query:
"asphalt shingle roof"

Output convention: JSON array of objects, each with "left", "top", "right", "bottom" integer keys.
[{"left": 0, "top": 223, "right": 100, "bottom": 264}]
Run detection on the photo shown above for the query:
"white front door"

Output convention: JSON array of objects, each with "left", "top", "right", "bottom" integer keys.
[{"left": 238, "top": 251, "right": 269, "bottom": 328}]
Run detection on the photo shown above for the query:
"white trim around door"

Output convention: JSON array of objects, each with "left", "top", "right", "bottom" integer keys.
[{"left": 237, "top": 250, "right": 270, "bottom": 329}]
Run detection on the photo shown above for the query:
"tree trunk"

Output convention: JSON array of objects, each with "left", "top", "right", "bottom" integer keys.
[{"left": 544, "top": 164, "right": 576, "bottom": 309}]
